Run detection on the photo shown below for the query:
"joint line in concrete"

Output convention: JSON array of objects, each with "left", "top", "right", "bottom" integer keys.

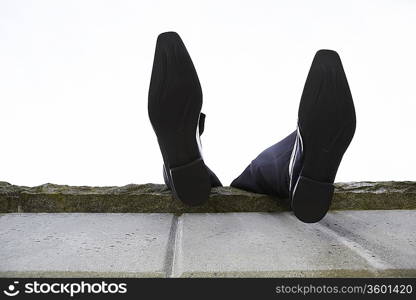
[{"left": 165, "top": 215, "right": 180, "bottom": 278}]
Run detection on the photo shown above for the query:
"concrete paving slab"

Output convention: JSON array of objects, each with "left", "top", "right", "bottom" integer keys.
[
  {"left": 319, "top": 210, "right": 416, "bottom": 277},
  {"left": 0, "top": 213, "right": 174, "bottom": 277},
  {"left": 172, "top": 212, "right": 373, "bottom": 277},
  {"left": 1, "top": 211, "right": 415, "bottom": 278},
  {"left": 173, "top": 211, "right": 416, "bottom": 277}
]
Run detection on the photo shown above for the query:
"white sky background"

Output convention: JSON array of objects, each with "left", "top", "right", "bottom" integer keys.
[{"left": 0, "top": 0, "right": 415, "bottom": 186}]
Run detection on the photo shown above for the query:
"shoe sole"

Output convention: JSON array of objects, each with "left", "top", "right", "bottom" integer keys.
[
  {"left": 148, "top": 32, "right": 210, "bottom": 206},
  {"left": 291, "top": 50, "right": 356, "bottom": 223}
]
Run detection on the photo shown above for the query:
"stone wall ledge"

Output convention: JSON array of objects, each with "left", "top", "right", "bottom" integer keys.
[{"left": 1, "top": 181, "right": 415, "bottom": 213}]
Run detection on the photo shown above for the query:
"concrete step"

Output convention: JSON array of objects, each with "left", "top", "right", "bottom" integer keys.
[
  {"left": 1, "top": 181, "right": 415, "bottom": 213},
  {"left": 1, "top": 210, "right": 415, "bottom": 277}
]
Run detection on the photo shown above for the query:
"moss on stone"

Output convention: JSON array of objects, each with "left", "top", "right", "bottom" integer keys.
[{"left": 0, "top": 181, "right": 415, "bottom": 213}]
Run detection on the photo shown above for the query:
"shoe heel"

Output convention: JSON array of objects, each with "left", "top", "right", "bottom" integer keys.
[
  {"left": 170, "top": 158, "right": 211, "bottom": 206},
  {"left": 291, "top": 176, "right": 334, "bottom": 223}
]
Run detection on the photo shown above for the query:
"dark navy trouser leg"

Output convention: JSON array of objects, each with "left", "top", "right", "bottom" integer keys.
[{"left": 230, "top": 131, "right": 296, "bottom": 198}]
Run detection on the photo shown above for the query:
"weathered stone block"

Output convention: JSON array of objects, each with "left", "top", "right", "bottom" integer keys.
[
  {"left": 0, "top": 181, "right": 415, "bottom": 213},
  {"left": 0, "top": 213, "right": 174, "bottom": 277}
]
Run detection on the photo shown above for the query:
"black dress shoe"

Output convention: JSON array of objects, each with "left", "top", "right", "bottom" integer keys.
[
  {"left": 231, "top": 50, "right": 356, "bottom": 223},
  {"left": 289, "top": 50, "right": 356, "bottom": 223},
  {"left": 148, "top": 32, "right": 221, "bottom": 206}
]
